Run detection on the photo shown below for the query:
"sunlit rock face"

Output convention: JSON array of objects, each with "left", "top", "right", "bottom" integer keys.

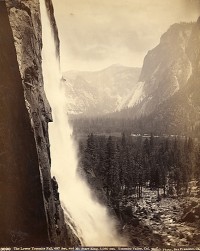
[
  {"left": 140, "top": 18, "right": 200, "bottom": 135},
  {"left": 118, "top": 19, "right": 200, "bottom": 135},
  {"left": 121, "top": 23, "right": 194, "bottom": 116},
  {"left": 0, "top": 0, "right": 79, "bottom": 246}
]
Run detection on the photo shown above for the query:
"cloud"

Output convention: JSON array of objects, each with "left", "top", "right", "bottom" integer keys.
[{"left": 52, "top": 0, "right": 200, "bottom": 71}]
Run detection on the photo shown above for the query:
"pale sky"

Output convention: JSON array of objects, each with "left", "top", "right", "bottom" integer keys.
[{"left": 52, "top": 0, "right": 200, "bottom": 71}]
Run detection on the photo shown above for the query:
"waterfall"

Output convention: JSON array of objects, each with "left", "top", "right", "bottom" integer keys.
[{"left": 40, "top": 0, "right": 127, "bottom": 246}]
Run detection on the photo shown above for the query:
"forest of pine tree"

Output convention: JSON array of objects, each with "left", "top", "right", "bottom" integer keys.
[{"left": 78, "top": 133, "right": 200, "bottom": 215}]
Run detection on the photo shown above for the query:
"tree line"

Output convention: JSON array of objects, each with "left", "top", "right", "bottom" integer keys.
[
  {"left": 70, "top": 115, "right": 200, "bottom": 138},
  {"left": 78, "top": 133, "right": 200, "bottom": 212}
]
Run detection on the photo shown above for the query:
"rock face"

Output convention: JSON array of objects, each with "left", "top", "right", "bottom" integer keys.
[
  {"left": 119, "top": 19, "right": 200, "bottom": 135},
  {"left": 121, "top": 23, "right": 193, "bottom": 115},
  {"left": 63, "top": 65, "right": 141, "bottom": 116},
  {"left": 0, "top": 0, "right": 79, "bottom": 246},
  {"left": 144, "top": 19, "right": 200, "bottom": 135},
  {"left": 0, "top": 1, "right": 49, "bottom": 245}
]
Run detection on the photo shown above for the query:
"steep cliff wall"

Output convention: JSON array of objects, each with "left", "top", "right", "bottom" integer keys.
[
  {"left": 122, "top": 23, "right": 193, "bottom": 116},
  {"left": 0, "top": 0, "right": 79, "bottom": 246},
  {"left": 116, "top": 19, "right": 200, "bottom": 136},
  {"left": 0, "top": 0, "right": 49, "bottom": 246}
]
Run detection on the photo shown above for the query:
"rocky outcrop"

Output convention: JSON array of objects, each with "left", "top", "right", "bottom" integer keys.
[
  {"left": 0, "top": 1, "right": 49, "bottom": 245},
  {"left": 139, "top": 18, "right": 200, "bottom": 135},
  {"left": 121, "top": 22, "right": 193, "bottom": 115},
  {"left": 0, "top": 0, "right": 79, "bottom": 246},
  {"left": 181, "top": 181, "right": 200, "bottom": 223},
  {"left": 117, "top": 18, "right": 200, "bottom": 136}
]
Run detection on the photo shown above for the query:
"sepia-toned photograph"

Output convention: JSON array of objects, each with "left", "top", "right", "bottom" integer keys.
[{"left": 0, "top": 0, "right": 200, "bottom": 248}]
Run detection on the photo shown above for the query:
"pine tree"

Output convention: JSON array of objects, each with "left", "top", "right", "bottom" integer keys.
[
  {"left": 83, "top": 133, "right": 98, "bottom": 174},
  {"left": 119, "top": 133, "right": 133, "bottom": 195},
  {"left": 105, "top": 136, "right": 120, "bottom": 198}
]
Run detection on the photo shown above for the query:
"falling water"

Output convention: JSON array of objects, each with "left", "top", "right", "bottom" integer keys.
[{"left": 40, "top": 0, "right": 127, "bottom": 246}]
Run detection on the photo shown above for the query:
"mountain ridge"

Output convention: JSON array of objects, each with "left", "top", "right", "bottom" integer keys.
[
  {"left": 62, "top": 64, "right": 141, "bottom": 115},
  {"left": 120, "top": 22, "right": 194, "bottom": 115},
  {"left": 109, "top": 18, "right": 200, "bottom": 136}
]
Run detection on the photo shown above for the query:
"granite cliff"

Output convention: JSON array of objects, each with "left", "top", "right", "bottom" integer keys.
[
  {"left": 0, "top": 0, "right": 79, "bottom": 246},
  {"left": 122, "top": 22, "right": 194, "bottom": 115},
  {"left": 114, "top": 19, "right": 200, "bottom": 136}
]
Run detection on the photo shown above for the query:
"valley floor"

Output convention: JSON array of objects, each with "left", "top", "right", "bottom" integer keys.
[{"left": 121, "top": 182, "right": 200, "bottom": 247}]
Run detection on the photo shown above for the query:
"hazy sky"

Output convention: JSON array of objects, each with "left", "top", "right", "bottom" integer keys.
[{"left": 52, "top": 0, "right": 200, "bottom": 71}]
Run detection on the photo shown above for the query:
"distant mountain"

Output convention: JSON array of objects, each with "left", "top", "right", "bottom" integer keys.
[
  {"left": 62, "top": 64, "right": 141, "bottom": 115},
  {"left": 114, "top": 18, "right": 200, "bottom": 136}
]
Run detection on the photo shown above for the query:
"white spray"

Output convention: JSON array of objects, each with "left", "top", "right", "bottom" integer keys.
[{"left": 40, "top": 0, "right": 127, "bottom": 246}]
